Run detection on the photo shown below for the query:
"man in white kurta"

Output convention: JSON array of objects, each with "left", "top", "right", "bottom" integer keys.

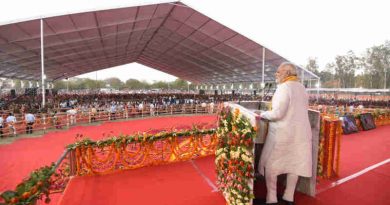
[{"left": 259, "top": 62, "right": 312, "bottom": 204}]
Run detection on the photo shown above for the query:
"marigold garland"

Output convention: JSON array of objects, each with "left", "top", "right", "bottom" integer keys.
[
  {"left": 67, "top": 127, "right": 217, "bottom": 176},
  {"left": 318, "top": 118, "right": 342, "bottom": 179}
]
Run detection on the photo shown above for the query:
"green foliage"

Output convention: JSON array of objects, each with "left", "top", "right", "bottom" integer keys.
[
  {"left": 0, "top": 164, "right": 55, "bottom": 205},
  {"left": 170, "top": 79, "right": 189, "bottom": 90},
  {"left": 104, "top": 77, "right": 124, "bottom": 90},
  {"left": 66, "top": 128, "right": 216, "bottom": 150},
  {"left": 52, "top": 77, "right": 193, "bottom": 91},
  {"left": 306, "top": 57, "right": 320, "bottom": 76},
  {"left": 125, "top": 79, "right": 149, "bottom": 89},
  {"left": 53, "top": 78, "right": 105, "bottom": 90},
  {"left": 311, "top": 41, "right": 390, "bottom": 89}
]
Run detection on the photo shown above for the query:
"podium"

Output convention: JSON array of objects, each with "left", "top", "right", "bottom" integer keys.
[{"left": 218, "top": 101, "right": 320, "bottom": 204}]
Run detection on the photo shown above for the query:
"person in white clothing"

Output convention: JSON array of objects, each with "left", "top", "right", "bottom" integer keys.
[
  {"left": 6, "top": 113, "right": 17, "bottom": 136},
  {"left": 209, "top": 102, "right": 214, "bottom": 114},
  {"left": 258, "top": 62, "right": 312, "bottom": 205},
  {"left": 25, "top": 112, "right": 35, "bottom": 134},
  {"left": 67, "top": 107, "right": 77, "bottom": 125},
  {"left": 149, "top": 103, "right": 155, "bottom": 116}
]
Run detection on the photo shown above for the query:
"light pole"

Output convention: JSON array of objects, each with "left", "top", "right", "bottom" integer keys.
[
  {"left": 96, "top": 71, "right": 98, "bottom": 92},
  {"left": 384, "top": 68, "right": 387, "bottom": 89},
  {"left": 66, "top": 78, "right": 69, "bottom": 92}
]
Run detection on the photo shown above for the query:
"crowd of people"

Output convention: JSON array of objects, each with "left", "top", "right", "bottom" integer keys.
[
  {"left": 0, "top": 90, "right": 389, "bottom": 139},
  {"left": 309, "top": 95, "right": 390, "bottom": 108},
  {"left": 0, "top": 92, "right": 262, "bottom": 138}
]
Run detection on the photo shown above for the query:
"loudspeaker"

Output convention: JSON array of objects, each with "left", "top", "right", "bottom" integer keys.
[
  {"left": 45, "top": 89, "right": 50, "bottom": 95},
  {"left": 52, "top": 89, "right": 58, "bottom": 96},
  {"left": 199, "top": 90, "right": 205, "bottom": 95},
  {"left": 253, "top": 90, "right": 257, "bottom": 96},
  {"left": 232, "top": 90, "right": 235, "bottom": 95},
  {"left": 214, "top": 90, "right": 218, "bottom": 95},
  {"left": 25, "top": 88, "right": 32, "bottom": 96},
  {"left": 25, "top": 88, "right": 37, "bottom": 96},
  {"left": 10, "top": 89, "right": 16, "bottom": 98}
]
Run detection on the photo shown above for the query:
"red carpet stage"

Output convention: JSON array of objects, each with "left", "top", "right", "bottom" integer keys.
[
  {"left": 0, "top": 115, "right": 217, "bottom": 194},
  {"left": 1, "top": 117, "right": 389, "bottom": 205},
  {"left": 59, "top": 156, "right": 225, "bottom": 205}
]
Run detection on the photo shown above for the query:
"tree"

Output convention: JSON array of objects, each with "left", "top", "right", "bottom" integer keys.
[
  {"left": 170, "top": 78, "right": 188, "bottom": 90},
  {"left": 53, "top": 80, "right": 67, "bottom": 89},
  {"left": 319, "top": 70, "right": 334, "bottom": 88},
  {"left": 364, "top": 41, "right": 390, "bottom": 88},
  {"left": 305, "top": 57, "right": 320, "bottom": 76},
  {"left": 150, "top": 81, "right": 169, "bottom": 89},
  {"left": 104, "top": 77, "right": 124, "bottom": 90},
  {"left": 333, "top": 51, "right": 358, "bottom": 88},
  {"left": 320, "top": 63, "right": 338, "bottom": 88},
  {"left": 125, "top": 79, "right": 148, "bottom": 90}
]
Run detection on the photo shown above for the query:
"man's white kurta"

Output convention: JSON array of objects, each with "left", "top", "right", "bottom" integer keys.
[{"left": 259, "top": 81, "right": 312, "bottom": 177}]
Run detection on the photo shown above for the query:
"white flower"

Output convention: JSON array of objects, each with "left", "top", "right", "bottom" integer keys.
[{"left": 216, "top": 148, "right": 224, "bottom": 155}]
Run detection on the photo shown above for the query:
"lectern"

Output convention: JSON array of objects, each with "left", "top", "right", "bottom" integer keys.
[{"left": 218, "top": 101, "right": 320, "bottom": 204}]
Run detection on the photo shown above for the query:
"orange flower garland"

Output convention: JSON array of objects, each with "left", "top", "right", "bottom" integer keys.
[
  {"left": 69, "top": 129, "right": 217, "bottom": 176},
  {"left": 319, "top": 118, "right": 342, "bottom": 179}
]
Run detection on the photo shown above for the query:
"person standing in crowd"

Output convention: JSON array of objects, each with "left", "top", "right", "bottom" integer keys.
[
  {"left": 124, "top": 102, "right": 129, "bottom": 119},
  {"left": 149, "top": 102, "right": 155, "bottom": 116},
  {"left": 52, "top": 111, "right": 61, "bottom": 129},
  {"left": 0, "top": 113, "right": 4, "bottom": 138},
  {"left": 67, "top": 107, "right": 77, "bottom": 125},
  {"left": 138, "top": 102, "right": 143, "bottom": 114},
  {"left": 25, "top": 111, "right": 35, "bottom": 134},
  {"left": 209, "top": 101, "right": 215, "bottom": 114},
  {"left": 348, "top": 103, "right": 354, "bottom": 113},
  {"left": 258, "top": 62, "right": 312, "bottom": 205},
  {"left": 110, "top": 102, "right": 117, "bottom": 120},
  {"left": 6, "top": 113, "right": 17, "bottom": 137},
  {"left": 90, "top": 105, "right": 97, "bottom": 122}
]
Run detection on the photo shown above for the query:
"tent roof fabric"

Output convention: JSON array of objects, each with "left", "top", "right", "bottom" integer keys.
[{"left": 0, "top": 1, "right": 318, "bottom": 84}]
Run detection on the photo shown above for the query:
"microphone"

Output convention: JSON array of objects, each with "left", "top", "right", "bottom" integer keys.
[{"left": 258, "top": 83, "right": 272, "bottom": 110}]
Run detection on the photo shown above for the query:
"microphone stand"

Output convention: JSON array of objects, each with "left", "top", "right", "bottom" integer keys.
[{"left": 258, "top": 83, "right": 272, "bottom": 110}]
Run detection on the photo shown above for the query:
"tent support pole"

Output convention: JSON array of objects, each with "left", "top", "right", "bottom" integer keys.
[{"left": 40, "top": 19, "right": 45, "bottom": 108}]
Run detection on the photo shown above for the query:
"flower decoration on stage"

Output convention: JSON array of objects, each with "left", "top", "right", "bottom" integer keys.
[
  {"left": 0, "top": 164, "right": 55, "bottom": 205},
  {"left": 216, "top": 107, "right": 256, "bottom": 205}
]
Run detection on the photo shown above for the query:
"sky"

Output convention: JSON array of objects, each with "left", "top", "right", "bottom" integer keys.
[{"left": 1, "top": 0, "right": 389, "bottom": 82}]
